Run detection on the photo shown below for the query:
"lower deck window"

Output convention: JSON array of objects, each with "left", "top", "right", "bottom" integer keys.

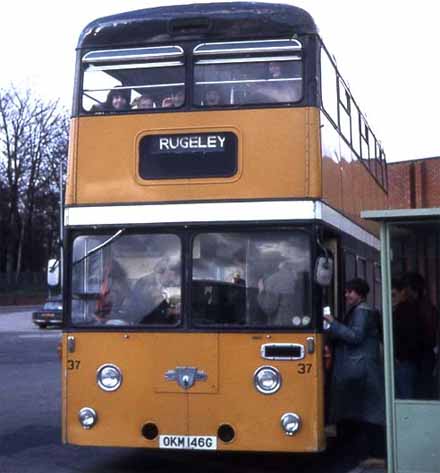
[
  {"left": 69, "top": 229, "right": 311, "bottom": 329},
  {"left": 191, "top": 231, "right": 311, "bottom": 327},
  {"left": 71, "top": 233, "right": 182, "bottom": 326}
]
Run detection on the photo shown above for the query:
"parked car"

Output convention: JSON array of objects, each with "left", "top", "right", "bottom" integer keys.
[{"left": 32, "top": 295, "right": 63, "bottom": 329}]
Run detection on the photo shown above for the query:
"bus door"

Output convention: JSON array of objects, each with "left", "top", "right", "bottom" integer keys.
[{"left": 319, "top": 238, "right": 338, "bottom": 435}]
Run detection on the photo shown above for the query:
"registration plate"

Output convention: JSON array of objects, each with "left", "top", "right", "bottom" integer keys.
[{"left": 159, "top": 435, "right": 217, "bottom": 450}]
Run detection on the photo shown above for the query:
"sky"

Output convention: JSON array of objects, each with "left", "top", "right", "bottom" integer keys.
[{"left": 1, "top": 0, "right": 439, "bottom": 163}]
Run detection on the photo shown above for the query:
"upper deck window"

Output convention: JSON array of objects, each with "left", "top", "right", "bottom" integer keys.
[
  {"left": 82, "top": 46, "right": 185, "bottom": 113},
  {"left": 193, "top": 39, "right": 303, "bottom": 107}
]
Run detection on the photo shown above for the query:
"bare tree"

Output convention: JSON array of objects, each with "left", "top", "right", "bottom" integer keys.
[{"left": 0, "top": 87, "right": 68, "bottom": 285}]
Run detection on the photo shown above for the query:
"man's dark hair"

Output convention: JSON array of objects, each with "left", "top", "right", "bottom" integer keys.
[{"left": 346, "top": 277, "right": 370, "bottom": 298}]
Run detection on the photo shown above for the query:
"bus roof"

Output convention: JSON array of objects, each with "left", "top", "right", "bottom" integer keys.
[{"left": 77, "top": 2, "right": 318, "bottom": 49}]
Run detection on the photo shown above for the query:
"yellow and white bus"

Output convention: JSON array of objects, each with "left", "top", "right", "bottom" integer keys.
[{"left": 62, "top": 2, "right": 388, "bottom": 453}]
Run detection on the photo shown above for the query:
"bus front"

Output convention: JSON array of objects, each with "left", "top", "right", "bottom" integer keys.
[{"left": 63, "top": 3, "right": 327, "bottom": 453}]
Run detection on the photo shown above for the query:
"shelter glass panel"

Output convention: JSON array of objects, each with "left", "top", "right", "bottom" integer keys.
[{"left": 390, "top": 222, "right": 440, "bottom": 401}]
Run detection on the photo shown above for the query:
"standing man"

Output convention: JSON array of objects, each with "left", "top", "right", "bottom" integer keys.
[{"left": 324, "top": 278, "right": 386, "bottom": 468}]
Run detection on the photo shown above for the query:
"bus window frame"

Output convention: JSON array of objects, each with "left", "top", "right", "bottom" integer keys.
[
  {"left": 80, "top": 45, "right": 186, "bottom": 114},
  {"left": 192, "top": 38, "right": 304, "bottom": 108},
  {"left": 78, "top": 37, "right": 312, "bottom": 116},
  {"left": 65, "top": 224, "right": 319, "bottom": 332},
  {"left": 320, "top": 47, "right": 338, "bottom": 125},
  {"left": 68, "top": 229, "right": 184, "bottom": 330},
  {"left": 193, "top": 56, "right": 304, "bottom": 107},
  {"left": 338, "top": 77, "right": 352, "bottom": 144},
  {"left": 193, "top": 38, "right": 302, "bottom": 55},
  {"left": 189, "top": 227, "right": 315, "bottom": 330},
  {"left": 356, "top": 255, "right": 367, "bottom": 280},
  {"left": 351, "top": 101, "right": 361, "bottom": 157},
  {"left": 360, "top": 115, "right": 370, "bottom": 169},
  {"left": 82, "top": 45, "right": 184, "bottom": 64},
  {"left": 319, "top": 41, "right": 388, "bottom": 193},
  {"left": 344, "top": 249, "right": 357, "bottom": 283}
]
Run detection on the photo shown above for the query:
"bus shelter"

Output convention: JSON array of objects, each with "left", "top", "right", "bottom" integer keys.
[{"left": 362, "top": 208, "right": 440, "bottom": 473}]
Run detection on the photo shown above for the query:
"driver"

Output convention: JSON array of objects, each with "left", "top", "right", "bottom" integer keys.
[
  {"left": 128, "top": 259, "right": 181, "bottom": 324},
  {"left": 94, "top": 260, "right": 130, "bottom": 325}
]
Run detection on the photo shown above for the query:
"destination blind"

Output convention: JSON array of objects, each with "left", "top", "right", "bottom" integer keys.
[{"left": 139, "top": 132, "right": 238, "bottom": 179}]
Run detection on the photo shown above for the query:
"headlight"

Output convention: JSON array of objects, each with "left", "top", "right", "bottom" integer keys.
[
  {"left": 280, "top": 412, "right": 301, "bottom": 435},
  {"left": 97, "top": 364, "right": 123, "bottom": 392},
  {"left": 253, "top": 366, "right": 281, "bottom": 394},
  {"left": 78, "top": 407, "right": 97, "bottom": 429}
]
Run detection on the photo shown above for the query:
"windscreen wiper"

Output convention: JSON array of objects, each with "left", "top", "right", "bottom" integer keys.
[{"left": 73, "top": 229, "right": 125, "bottom": 266}]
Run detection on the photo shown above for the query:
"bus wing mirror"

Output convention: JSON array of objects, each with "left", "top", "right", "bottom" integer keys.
[
  {"left": 314, "top": 256, "right": 333, "bottom": 287},
  {"left": 47, "top": 259, "right": 60, "bottom": 287}
]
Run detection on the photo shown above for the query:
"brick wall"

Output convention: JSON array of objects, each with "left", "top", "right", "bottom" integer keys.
[{"left": 388, "top": 156, "right": 440, "bottom": 208}]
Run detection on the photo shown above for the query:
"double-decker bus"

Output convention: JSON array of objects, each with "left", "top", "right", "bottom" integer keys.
[{"left": 62, "top": 2, "right": 388, "bottom": 453}]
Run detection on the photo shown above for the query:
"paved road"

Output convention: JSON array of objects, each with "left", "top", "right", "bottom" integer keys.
[
  {"left": 0, "top": 305, "right": 43, "bottom": 330},
  {"left": 0, "top": 307, "right": 377, "bottom": 473}
]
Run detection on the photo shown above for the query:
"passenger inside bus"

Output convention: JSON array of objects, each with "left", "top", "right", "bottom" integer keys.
[
  {"left": 94, "top": 260, "right": 131, "bottom": 325},
  {"left": 91, "top": 88, "right": 131, "bottom": 112},
  {"left": 268, "top": 61, "right": 283, "bottom": 79},
  {"left": 203, "top": 88, "right": 222, "bottom": 106},
  {"left": 152, "top": 89, "right": 185, "bottom": 109},
  {"left": 127, "top": 259, "right": 181, "bottom": 325},
  {"left": 257, "top": 260, "right": 301, "bottom": 326},
  {"left": 105, "top": 88, "right": 131, "bottom": 111},
  {"left": 131, "top": 94, "right": 155, "bottom": 109},
  {"left": 172, "top": 89, "right": 185, "bottom": 107},
  {"left": 161, "top": 96, "right": 174, "bottom": 108},
  {"left": 256, "top": 61, "right": 301, "bottom": 103},
  {"left": 232, "top": 271, "right": 245, "bottom": 286}
]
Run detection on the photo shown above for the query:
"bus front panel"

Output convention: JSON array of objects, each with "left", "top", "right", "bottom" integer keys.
[{"left": 63, "top": 331, "right": 325, "bottom": 452}]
